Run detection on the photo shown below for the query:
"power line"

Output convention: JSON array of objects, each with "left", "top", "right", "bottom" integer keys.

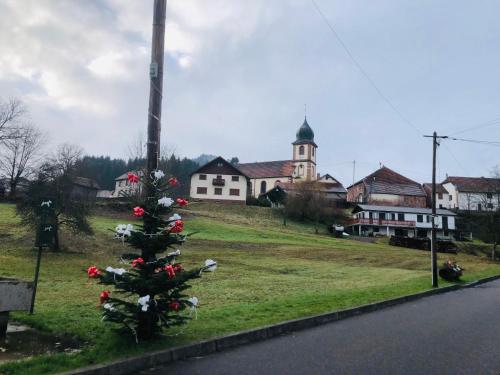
[
  {"left": 449, "top": 118, "right": 500, "bottom": 136},
  {"left": 311, "top": 0, "right": 423, "bottom": 136},
  {"left": 441, "top": 142, "right": 469, "bottom": 176},
  {"left": 448, "top": 137, "right": 500, "bottom": 147}
]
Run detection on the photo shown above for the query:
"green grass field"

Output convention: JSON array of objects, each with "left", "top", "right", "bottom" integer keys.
[{"left": 1, "top": 202, "right": 499, "bottom": 374}]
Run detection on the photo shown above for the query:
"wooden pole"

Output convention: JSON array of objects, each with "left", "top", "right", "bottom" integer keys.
[
  {"left": 30, "top": 245, "right": 43, "bottom": 314},
  {"left": 146, "top": 0, "right": 167, "bottom": 174},
  {"left": 431, "top": 131, "right": 438, "bottom": 287}
]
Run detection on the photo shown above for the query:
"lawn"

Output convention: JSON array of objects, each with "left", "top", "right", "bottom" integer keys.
[{"left": 0, "top": 202, "right": 499, "bottom": 374}]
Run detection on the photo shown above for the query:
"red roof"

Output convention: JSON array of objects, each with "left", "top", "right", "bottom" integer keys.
[
  {"left": 349, "top": 166, "right": 426, "bottom": 197},
  {"left": 423, "top": 183, "right": 448, "bottom": 195},
  {"left": 443, "top": 176, "right": 500, "bottom": 193},
  {"left": 238, "top": 160, "right": 295, "bottom": 178}
]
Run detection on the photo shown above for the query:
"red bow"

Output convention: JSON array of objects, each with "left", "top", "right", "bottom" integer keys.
[
  {"left": 133, "top": 206, "right": 145, "bottom": 217},
  {"left": 176, "top": 198, "right": 188, "bottom": 207},
  {"left": 100, "top": 290, "right": 110, "bottom": 305},
  {"left": 127, "top": 173, "right": 139, "bottom": 183},
  {"left": 87, "top": 266, "right": 101, "bottom": 278},
  {"left": 132, "top": 257, "right": 145, "bottom": 268}
]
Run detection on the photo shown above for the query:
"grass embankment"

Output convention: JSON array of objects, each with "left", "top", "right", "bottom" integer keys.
[{"left": 1, "top": 202, "right": 499, "bottom": 374}]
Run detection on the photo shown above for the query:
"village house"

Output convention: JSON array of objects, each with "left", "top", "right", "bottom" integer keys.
[
  {"left": 189, "top": 156, "right": 249, "bottom": 204},
  {"left": 261, "top": 175, "right": 347, "bottom": 207},
  {"left": 422, "top": 183, "right": 452, "bottom": 209},
  {"left": 347, "top": 204, "right": 456, "bottom": 239},
  {"left": 112, "top": 171, "right": 144, "bottom": 198},
  {"left": 441, "top": 176, "right": 500, "bottom": 211},
  {"left": 346, "top": 166, "right": 427, "bottom": 208},
  {"left": 71, "top": 177, "right": 101, "bottom": 200}
]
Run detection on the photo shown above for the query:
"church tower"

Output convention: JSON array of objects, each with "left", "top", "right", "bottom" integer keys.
[{"left": 292, "top": 117, "right": 317, "bottom": 181}]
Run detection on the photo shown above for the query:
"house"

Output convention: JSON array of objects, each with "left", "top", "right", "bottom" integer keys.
[
  {"left": 71, "top": 177, "right": 100, "bottom": 200},
  {"left": 261, "top": 178, "right": 347, "bottom": 207},
  {"left": 238, "top": 117, "right": 319, "bottom": 198},
  {"left": 96, "top": 190, "right": 114, "bottom": 199},
  {"left": 442, "top": 176, "right": 500, "bottom": 211},
  {"left": 317, "top": 174, "right": 347, "bottom": 201},
  {"left": 346, "top": 166, "right": 427, "bottom": 208},
  {"left": 422, "top": 183, "right": 452, "bottom": 209},
  {"left": 347, "top": 204, "right": 456, "bottom": 239},
  {"left": 189, "top": 156, "right": 249, "bottom": 204},
  {"left": 113, "top": 171, "right": 144, "bottom": 198}
]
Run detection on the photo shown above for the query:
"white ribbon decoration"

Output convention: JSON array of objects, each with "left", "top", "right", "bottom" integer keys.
[
  {"left": 204, "top": 259, "right": 217, "bottom": 272},
  {"left": 187, "top": 297, "right": 198, "bottom": 319},
  {"left": 106, "top": 266, "right": 126, "bottom": 276},
  {"left": 138, "top": 295, "right": 150, "bottom": 312},
  {"left": 158, "top": 197, "right": 174, "bottom": 208},
  {"left": 168, "top": 213, "right": 182, "bottom": 221}
]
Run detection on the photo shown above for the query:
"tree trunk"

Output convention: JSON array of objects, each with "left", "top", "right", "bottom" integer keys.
[
  {"left": 8, "top": 180, "right": 17, "bottom": 199},
  {"left": 53, "top": 223, "right": 60, "bottom": 252},
  {"left": 493, "top": 241, "right": 498, "bottom": 261}
]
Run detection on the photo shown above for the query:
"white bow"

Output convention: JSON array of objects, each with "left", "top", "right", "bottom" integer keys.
[{"left": 138, "top": 295, "right": 150, "bottom": 312}]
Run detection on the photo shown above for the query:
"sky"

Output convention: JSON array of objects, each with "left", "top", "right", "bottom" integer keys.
[{"left": 1, "top": 0, "right": 500, "bottom": 186}]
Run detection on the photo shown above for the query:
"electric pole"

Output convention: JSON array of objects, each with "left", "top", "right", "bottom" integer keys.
[
  {"left": 146, "top": 0, "right": 167, "bottom": 174},
  {"left": 424, "top": 132, "right": 448, "bottom": 287},
  {"left": 352, "top": 160, "right": 356, "bottom": 185}
]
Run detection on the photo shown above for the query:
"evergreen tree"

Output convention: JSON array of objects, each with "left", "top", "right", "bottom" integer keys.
[{"left": 87, "top": 170, "right": 216, "bottom": 341}]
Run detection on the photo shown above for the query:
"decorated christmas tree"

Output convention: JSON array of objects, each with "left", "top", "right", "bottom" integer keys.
[{"left": 87, "top": 170, "right": 216, "bottom": 341}]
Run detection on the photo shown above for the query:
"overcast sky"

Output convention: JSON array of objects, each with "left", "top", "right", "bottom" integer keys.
[{"left": 1, "top": 0, "right": 500, "bottom": 185}]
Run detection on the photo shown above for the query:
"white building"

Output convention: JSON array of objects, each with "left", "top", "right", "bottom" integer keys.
[
  {"left": 113, "top": 171, "right": 144, "bottom": 198},
  {"left": 347, "top": 204, "right": 456, "bottom": 239},
  {"left": 422, "top": 183, "right": 452, "bottom": 209},
  {"left": 442, "top": 176, "right": 500, "bottom": 211},
  {"left": 189, "top": 157, "right": 249, "bottom": 204},
  {"left": 238, "top": 117, "right": 330, "bottom": 198}
]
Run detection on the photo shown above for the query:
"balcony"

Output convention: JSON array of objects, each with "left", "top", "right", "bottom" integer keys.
[
  {"left": 212, "top": 178, "right": 225, "bottom": 186},
  {"left": 348, "top": 218, "right": 416, "bottom": 227}
]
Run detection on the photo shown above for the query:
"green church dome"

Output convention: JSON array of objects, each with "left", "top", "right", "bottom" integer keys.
[{"left": 294, "top": 117, "right": 315, "bottom": 144}]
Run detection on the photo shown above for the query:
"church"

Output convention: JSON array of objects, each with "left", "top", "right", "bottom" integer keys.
[
  {"left": 238, "top": 117, "right": 318, "bottom": 197},
  {"left": 189, "top": 117, "right": 346, "bottom": 204}
]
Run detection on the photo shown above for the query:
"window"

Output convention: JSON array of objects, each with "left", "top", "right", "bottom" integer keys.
[
  {"left": 299, "top": 146, "right": 305, "bottom": 155},
  {"left": 260, "top": 181, "right": 267, "bottom": 194},
  {"left": 438, "top": 193, "right": 443, "bottom": 199},
  {"left": 449, "top": 195, "right": 452, "bottom": 201},
  {"left": 477, "top": 203, "right": 482, "bottom": 211},
  {"left": 199, "top": 174, "right": 207, "bottom": 180},
  {"left": 391, "top": 213, "right": 396, "bottom": 221},
  {"left": 439, "top": 204, "right": 443, "bottom": 209},
  {"left": 217, "top": 162, "right": 223, "bottom": 167},
  {"left": 312, "top": 147, "right": 315, "bottom": 156},
  {"left": 426, "top": 215, "right": 430, "bottom": 223},
  {"left": 231, "top": 176, "right": 239, "bottom": 182},
  {"left": 488, "top": 203, "right": 493, "bottom": 209},
  {"left": 417, "top": 215, "right": 423, "bottom": 223},
  {"left": 217, "top": 175, "right": 222, "bottom": 179},
  {"left": 230, "top": 189, "right": 240, "bottom": 196},
  {"left": 398, "top": 213, "right": 404, "bottom": 221},
  {"left": 214, "top": 188, "right": 222, "bottom": 195},
  {"left": 487, "top": 193, "right": 493, "bottom": 199},
  {"left": 197, "top": 187, "right": 207, "bottom": 195}
]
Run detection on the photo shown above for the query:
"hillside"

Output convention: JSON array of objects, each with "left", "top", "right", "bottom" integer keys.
[{"left": 1, "top": 202, "right": 499, "bottom": 374}]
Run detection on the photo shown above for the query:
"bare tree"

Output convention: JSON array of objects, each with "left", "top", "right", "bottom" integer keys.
[
  {"left": 0, "top": 98, "right": 26, "bottom": 141},
  {"left": 0, "top": 124, "right": 45, "bottom": 198},
  {"left": 127, "top": 132, "right": 146, "bottom": 160},
  {"left": 46, "top": 143, "right": 84, "bottom": 177}
]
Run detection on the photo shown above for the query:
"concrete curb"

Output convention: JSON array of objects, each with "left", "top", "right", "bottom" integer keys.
[{"left": 58, "top": 274, "right": 500, "bottom": 375}]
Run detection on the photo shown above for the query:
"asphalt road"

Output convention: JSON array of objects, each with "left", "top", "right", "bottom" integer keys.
[{"left": 142, "top": 279, "right": 500, "bottom": 375}]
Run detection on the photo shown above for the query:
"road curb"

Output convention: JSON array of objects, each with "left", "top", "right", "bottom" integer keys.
[{"left": 57, "top": 274, "right": 500, "bottom": 375}]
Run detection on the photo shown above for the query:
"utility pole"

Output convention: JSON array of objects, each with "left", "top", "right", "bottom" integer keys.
[
  {"left": 352, "top": 160, "right": 356, "bottom": 185},
  {"left": 424, "top": 132, "right": 448, "bottom": 288},
  {"left": 146, "top": 0, "right": 167, "bottom": 174}
]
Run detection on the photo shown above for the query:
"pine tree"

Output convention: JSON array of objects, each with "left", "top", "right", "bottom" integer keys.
[{"left": 87, "top": 170, "right": 216, "bottom": 341}]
